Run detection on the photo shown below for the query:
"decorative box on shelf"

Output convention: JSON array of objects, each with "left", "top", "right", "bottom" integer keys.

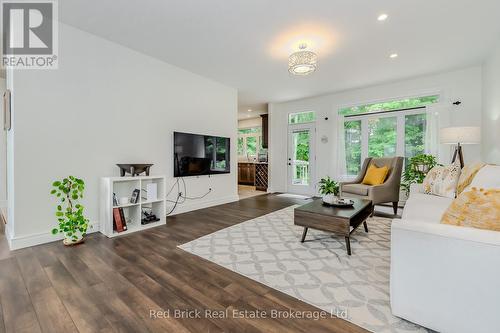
[{"left": 99, "top": 175, "right": 166, "bottom": 238}]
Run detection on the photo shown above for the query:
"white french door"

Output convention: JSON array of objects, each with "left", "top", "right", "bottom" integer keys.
[{"left": 287, "top": 123, "right": 316, "bottom": 195}]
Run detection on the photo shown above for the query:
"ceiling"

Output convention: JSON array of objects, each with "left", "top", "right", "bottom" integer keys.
[{"left": 59, "top": 0, "right": 500, "bottom": 119}]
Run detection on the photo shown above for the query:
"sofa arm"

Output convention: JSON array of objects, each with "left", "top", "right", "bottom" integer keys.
[
  {"left": 409, "top": 183, "right": 424, "bottom": 194},
  {"left": 390, "top": 219, "right": 500, "bottom": 333}
]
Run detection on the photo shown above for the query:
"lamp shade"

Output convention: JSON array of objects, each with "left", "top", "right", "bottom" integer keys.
[{"left": 440, "top": 126, "right": 481, "bottom": 144}]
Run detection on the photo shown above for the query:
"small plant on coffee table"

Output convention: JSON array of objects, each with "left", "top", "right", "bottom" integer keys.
[{"left": 318, "top": 176, "right": 339, "bottom": 196}]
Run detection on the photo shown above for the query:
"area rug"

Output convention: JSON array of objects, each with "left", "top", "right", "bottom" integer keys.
[{"left": 178, "top": 206, "right": 428, "bottom": 333}]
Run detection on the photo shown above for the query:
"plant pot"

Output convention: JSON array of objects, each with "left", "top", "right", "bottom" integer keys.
[
  {"left": 63, "top": 230, "right": 85, "bottom": 246},
  {"left": 322, "top": 193, "right": 337, "bottom": 205}
]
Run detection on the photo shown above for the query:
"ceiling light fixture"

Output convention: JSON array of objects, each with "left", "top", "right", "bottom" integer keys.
[
  {"left": 247, "top": 109, "right": 252, "bottom": 112},
  {"left": 288, "top": 43, "right": 317, "bottom": 76},
  {"left": 389, "top": 53, "right": 398, "bottom": 58},
  {"left": 377, "top": 14, "right": 388, "bottom": 21}
]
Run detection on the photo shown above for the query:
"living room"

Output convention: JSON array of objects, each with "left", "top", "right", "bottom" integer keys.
[{"left": 0, "top": 1, "right": 499, "bottom": 333}]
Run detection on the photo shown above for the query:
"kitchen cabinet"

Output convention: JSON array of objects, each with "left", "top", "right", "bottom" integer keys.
[
  {"left": 238, "top": 163, "right": 255, "bottom": 185},
  {"left": 261, "top": 114, "right": 268, "bottom": 148}
]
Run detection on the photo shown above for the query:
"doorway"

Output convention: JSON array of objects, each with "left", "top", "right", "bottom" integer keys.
[{"left": 287, "top": 123, "right": 315, "bottom": 195}]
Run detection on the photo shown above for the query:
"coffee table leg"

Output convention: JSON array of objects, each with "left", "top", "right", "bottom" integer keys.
[
  {"left": 301, "top": 227, "right": 308, "bottom": 242},
  {"left": 345, "top": 236, "right": 351, "bottom": 255},
  {"left": 363, "top": 221, "right": 368, "bottom": 233}
]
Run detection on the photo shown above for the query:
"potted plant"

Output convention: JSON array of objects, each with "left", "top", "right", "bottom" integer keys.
[
  {"left": 50, "top": 176, "right": 89, "bottom": 246},
  {"left": 318, "top": 176, "right": 340, "bottom": 205},
  {"left": 401, "top": 154, "right": 439, "bottom": 196}
]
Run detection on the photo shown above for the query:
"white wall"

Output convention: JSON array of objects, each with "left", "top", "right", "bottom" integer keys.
[
  {"left": 269, "top": 66, "right": 483, "bottom": 193},
  {"left": 482, "top": 42, "right": 500, "bottom": 164},
  {"left": 8, "top": 23, "right": 238, "bottom": 249}
]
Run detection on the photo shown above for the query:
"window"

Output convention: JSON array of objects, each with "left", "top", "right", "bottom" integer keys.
[
  {"left": 288, "top": 111, "right": 316, "bottom": 124},
  {"left": 238, "top": 127, "right": 262, "bottom": 158},
  {"left": 344, "top": 120, "right": 362, "bottom": 176},
  {"left": 340, "top": 95, "right": 439, "bottom": 116},
  {"left": 341, "top": 95, "right": 438, "bottom": 177}
]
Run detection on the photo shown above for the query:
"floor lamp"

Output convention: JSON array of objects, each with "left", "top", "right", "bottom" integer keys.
[{"left": 440, "top": 127, "right": 481, "bottom": 168}]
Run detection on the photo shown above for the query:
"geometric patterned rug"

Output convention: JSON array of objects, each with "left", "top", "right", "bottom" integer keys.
[{"left": 179, "top": 205, "right": 429, "bottom": 333}]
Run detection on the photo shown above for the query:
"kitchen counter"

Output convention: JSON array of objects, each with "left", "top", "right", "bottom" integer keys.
[{"left": 238, "top": 161, "right": 268, "bottom": 164}]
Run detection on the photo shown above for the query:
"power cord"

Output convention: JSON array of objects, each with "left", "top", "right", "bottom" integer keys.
[{"left": 166, "top": 177, "right": 212, "bottom": 215}]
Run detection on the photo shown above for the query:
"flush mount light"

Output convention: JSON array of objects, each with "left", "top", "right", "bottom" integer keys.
[
  {"left": 389, "top": 53, "right": 398, "bottom": 58},
  {"left": 378, "top": 13, "right": 388, "bottom": 21},
  {"left": 247, "top": 109, "right": 252, "bottom": 112},
  {"left": 288, "top": 43, "right": 318, "bottom": 76}
]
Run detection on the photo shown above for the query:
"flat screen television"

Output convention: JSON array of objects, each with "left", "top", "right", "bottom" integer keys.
[{"left": 174, "top": 132, "right": 230, "bottom": 177}]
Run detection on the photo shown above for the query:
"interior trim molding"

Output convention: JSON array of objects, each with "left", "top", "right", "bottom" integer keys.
[
  {"left": 7, "top": 221, "right": 100, "bottom": 250},
  {"left": 168, "top": 194, "right": 240, "bottom": 216},
  {"left": 7, "top": 194, "right": 239, "bottom": 250}
]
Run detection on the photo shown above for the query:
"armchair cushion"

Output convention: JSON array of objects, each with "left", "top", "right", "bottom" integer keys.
[
  {"left": 362, "top": 164, "right": 389, "bottom": 185},
  {"left": 342, "top": 183, "right": 371, "bottom": 196}
]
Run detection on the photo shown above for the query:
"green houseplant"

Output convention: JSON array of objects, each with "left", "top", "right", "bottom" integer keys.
[
  {"left": 401, "top": 154, "right": 439, "bottom": 195},
  {"left": 318, "top": 176, "right": 340, "bottom": 204},
  {"left": 50, "top": 176, "right": 89, "bottom": 246}
]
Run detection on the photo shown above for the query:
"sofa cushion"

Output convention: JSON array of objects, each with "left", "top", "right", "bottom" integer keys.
[
  {"left": 469, "top": 164, "right": 500, "bottom": 190},
  {"left": 441, "top": 188, "right": 500, "bottom": 231},
  {"left": 457, "top": 162, "right": 485, "bottom": 194},
  {"left": 342, "top": 183, "right": 370, "bottom": 196},
  {"left": 422, "top": 162, "right": 461, "bottom": 198},
  {"left": 402, "top": 192, "right": 453, "bottom": 223}
]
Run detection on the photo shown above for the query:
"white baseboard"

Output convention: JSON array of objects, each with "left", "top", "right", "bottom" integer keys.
[
  {"left": 7, "top": 195, "right": 239, "bottom": 250},
  {"left": 166, "top": 194, "right": 240, "bottom": 216},
  {"left": 7, "top": 221, "right": 100, "bottom": 250}
]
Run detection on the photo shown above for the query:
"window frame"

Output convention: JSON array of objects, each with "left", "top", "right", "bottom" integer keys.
[
  {"left": 342, "top": 107, "right": 427, "bottom": 177},
  {"left": 238, "top": 127, "right": 262, "bottom": 159}
]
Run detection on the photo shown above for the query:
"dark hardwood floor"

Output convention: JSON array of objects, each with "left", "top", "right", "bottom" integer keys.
[{"left": 0, "top": 194, "right": 369, "bottom": 333}]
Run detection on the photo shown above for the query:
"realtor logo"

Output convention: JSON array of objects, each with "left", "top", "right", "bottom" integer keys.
[{"left": 1, "top": 0, "right": 58, "bottom": 69}]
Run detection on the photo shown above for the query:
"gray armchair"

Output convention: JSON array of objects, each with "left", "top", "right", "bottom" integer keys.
[{"left": 340, "top": 157, "right": 404, "bottom": 214}]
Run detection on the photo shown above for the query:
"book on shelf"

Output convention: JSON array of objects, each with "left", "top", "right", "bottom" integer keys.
[{"left": 113, "top": 207, "right": 128, "bottom": 232}]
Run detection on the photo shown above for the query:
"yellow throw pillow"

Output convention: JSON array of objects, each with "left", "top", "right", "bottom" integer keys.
[
  {"left": 441, "top": 188, "right": 500, "bottom": 231},
  {"left": 457, "top": 162, "right": 485, "bottom": 194},
  {"left": 362, "top": 164, "right": 389, "bottom": 185}
]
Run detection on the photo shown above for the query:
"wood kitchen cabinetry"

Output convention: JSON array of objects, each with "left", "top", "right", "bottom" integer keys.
[
  {"left": 261, "top": 114, "right": 268, "bottom": 148},
  {"left": 238, "top": 163, "right": 268, "bottom": 191},
  {"left": 238, "top": 163, "right": 255, "bottom": 185}
]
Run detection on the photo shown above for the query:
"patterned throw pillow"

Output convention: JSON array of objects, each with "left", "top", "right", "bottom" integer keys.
[
  {"left": 457, "top": 162, "right": 485, "bottom": 194},
  {"left": 422, "top": 162, "right": 461, "bottom": 198},
  {"left": 441, "top": 188, "right": 500, "bottom": 231}
]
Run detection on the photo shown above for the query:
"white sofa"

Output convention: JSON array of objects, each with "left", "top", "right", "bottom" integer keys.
[{"left": 390, "top": 165, "right": 500, "bottom": 333}]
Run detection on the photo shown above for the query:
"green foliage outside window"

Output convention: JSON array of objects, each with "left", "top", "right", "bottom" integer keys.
[
  {"left": 368, "top": 117, "right": 397, "bottom": 158},
  {"left": 339, "top": 95, "right": 439, "bottom": 116},
  {"left": 294, "top": 131, "right": 310, "bottom": 162}
]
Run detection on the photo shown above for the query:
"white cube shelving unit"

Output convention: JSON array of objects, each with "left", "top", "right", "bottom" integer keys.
[{"left": 100, "top": 175, "right": 166, "bottom": 238}]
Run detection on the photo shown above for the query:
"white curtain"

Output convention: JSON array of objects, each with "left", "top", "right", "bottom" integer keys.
[
  {"left": 336, "top": 113, "right": 347, "bottom": 181},
  {"left": 424, "top": 106, "right": 439, "bottom": 157},
  {"left": 425, "top": 103, "right": 451, "bottom": 164}
]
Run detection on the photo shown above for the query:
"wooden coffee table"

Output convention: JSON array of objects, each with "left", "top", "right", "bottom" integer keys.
[{"left": 294, "top": 198, "right": 373, "bottom": 255}]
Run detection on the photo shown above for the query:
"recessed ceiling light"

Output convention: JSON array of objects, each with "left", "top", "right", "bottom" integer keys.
[
  {"left": 247, "top": 109, "right": 252, "bottom": 112},
  {"left": 378, "top": 14, "right": 388, "bottom": 21},
  {"left": 389, "top": 53, "right": 398, "bottom": 58}
]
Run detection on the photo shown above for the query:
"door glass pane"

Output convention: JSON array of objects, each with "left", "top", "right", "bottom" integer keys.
[
  {"left": 246, "top": 137, "right": 257, "bottom": 156},
  {"left": 405, "top": 113, "right": 427, "bottom": 168},
  {"left": 344, "top": 120, "right": 362, "bottom": 176},
  {"left": 368, "top": 117, "right": 397, "bottom": 157},
  {"left": 291, "top": 130, "right": 310, "bottom": 185}
]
